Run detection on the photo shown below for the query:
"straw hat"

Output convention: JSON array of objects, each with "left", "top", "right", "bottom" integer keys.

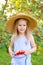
[{"left": 6, "top": 13, "right": 37, "bottom": 33}]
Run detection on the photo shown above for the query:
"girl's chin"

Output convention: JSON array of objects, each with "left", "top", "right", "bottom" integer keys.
[{"left": 19, "top": 31, "right": 25, "bottom": 33}]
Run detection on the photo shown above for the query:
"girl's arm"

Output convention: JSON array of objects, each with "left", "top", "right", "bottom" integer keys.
[
  {"left": 29, "top": 34, "right": 37, "bottom": 53},
  {"left": 24, "top": 34, "right": 37, "bottom": 55},
  {"left": 8, "top": 34, "right": 14, "bottom": 57}
]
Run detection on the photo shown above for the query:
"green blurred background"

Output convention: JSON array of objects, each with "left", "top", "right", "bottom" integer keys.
[{"left": 0, "top": 0, "right": 43, "bottom": 65}]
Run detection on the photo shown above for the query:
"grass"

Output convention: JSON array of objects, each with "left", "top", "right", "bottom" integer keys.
[
  {"left": 32, "top": 53, "right": 43, "bottom": 65},
  {"left": 0, "top": 47, "right": 43, "bottom": 65},
  {"left": 0, "top": 47, "right": 11, "bottom": 65}
]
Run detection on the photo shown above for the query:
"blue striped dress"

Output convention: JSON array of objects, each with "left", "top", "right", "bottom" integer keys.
[{"left": 11, "top": 36, "right": 32, "bottom": 65}]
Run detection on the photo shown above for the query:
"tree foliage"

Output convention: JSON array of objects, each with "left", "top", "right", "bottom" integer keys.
[{"left": 0, "top": 0, "right": 43, "bottom": 54}]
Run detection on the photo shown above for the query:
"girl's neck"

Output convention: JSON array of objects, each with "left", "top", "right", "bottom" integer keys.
[{"left": 18, "top": 33, "right": 25, "bottom": 37}]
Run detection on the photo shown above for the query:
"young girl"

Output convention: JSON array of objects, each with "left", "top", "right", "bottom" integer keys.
[{"left": 6, "top": 13, "right": 37, "bottom": 65}]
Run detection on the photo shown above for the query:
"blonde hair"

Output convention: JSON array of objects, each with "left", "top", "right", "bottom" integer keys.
[{"left": 12, "top": 18, "right": 31, "bottom": 41}]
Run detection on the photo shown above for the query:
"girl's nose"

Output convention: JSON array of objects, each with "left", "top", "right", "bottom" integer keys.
[{"left": 21, "top": 25, "right": 24, "bottom": 28}]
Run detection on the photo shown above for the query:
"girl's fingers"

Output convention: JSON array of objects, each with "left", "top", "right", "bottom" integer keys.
[{"left": 9, "top": 52, "right": 14, "bottom": 57}]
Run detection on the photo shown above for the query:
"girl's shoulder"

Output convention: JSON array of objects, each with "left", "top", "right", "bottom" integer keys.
[{"left": 28, "top": 33, "right": 34, "bottom": 42}]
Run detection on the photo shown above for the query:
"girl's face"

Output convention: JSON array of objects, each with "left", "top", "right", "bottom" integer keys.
[{"left": 17, "top": 19, "right": 27, "bottom": 34}]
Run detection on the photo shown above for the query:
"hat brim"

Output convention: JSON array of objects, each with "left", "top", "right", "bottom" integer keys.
[{"left": 6, "top": 13, "right": 37, "bottom": 33}]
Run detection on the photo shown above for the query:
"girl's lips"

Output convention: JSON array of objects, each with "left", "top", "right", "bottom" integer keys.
[{"left": 20, "top": 29, "right": 24, "bottom": 31}]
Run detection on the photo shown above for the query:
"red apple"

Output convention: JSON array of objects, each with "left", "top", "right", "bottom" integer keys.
[
  {"left": 41, "top": 5, "right": 43, "bottom": 8},
  {"left": 29, "top": 9, "right": 32, "bottom": 12},
  {"left": 36, "top": 29, "right": 39, "bottom": 33},
  {"left": 38, "top": 15, "right": 40, "bottom": 18}
]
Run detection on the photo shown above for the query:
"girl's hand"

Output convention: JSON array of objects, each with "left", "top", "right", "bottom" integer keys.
[
  {"left": 24, "top": 50, "right": 31, "bottom": 56},
  {"left": 9, "top": 51, "right": 14, "bottom": 58}
]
